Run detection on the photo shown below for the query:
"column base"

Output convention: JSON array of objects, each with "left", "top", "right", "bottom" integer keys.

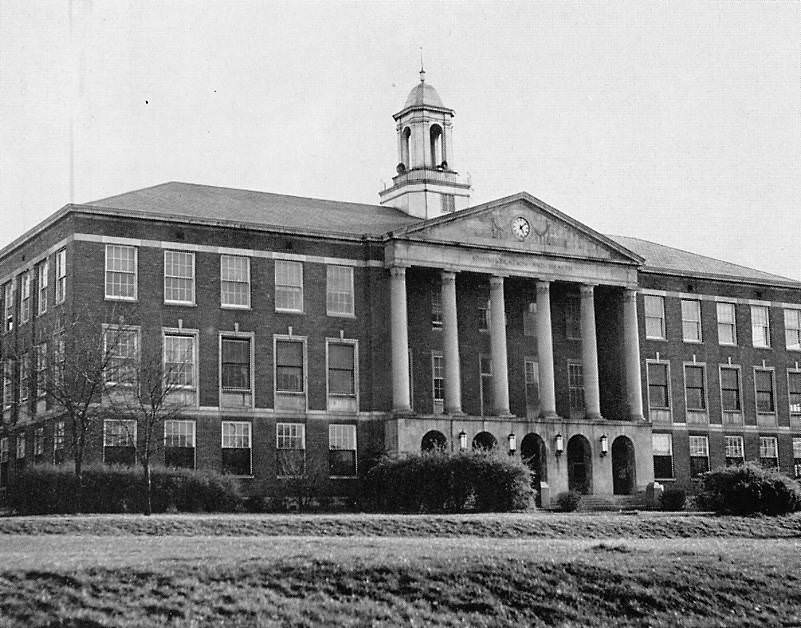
[
  {"left": 628, "top": 413, "right": 645, "bottom": 422},
  {"left": 538, "top": 411, "right": 561, "bottom": 420},
  {"left": 584, "top": 412, "right": 603, "bottom": 421},
  {"left": 493, "top": 410, "right": 515, "bottom": 418},
  {"left": 446, "top": 409, "right": 466, "bottom": 416},
  {"left": 392, "top": 407, "right": 414, "bottom": 417}
]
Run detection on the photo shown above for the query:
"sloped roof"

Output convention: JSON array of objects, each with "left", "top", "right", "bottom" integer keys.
[
  {"left": 608, "top": 235, "right": 799, "bottom": 286},
  {"left": 404, "top": 81, "right": 445, "bottom": 109},
  {"left": 86, "top": 181, "right": 419, "bottom": 237}
]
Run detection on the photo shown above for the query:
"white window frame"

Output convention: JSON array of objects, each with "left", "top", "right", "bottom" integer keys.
[
  {"left": 163, "top": 250, "right": 196, "bottom": 306},
  {"left": 681, "top": 299, "right": 702, "bottom": 343},
  {"left": 725, "top": 435, "right": 745, "bottom": 464},
  {"left": 718, "top": 364, "right": 742, "bottom": 414},
  {"left": 162, "top": 329, "right": 199, "bottom": 405},
  {"left": 33, "top": 427, "right": 44, "bottom": 458},
  {"left": 478, "top": 299, "right": 490, "bottom": 333},
  {"left": 37, "top": 259, "right": 49, "bottom": 316},
  {"left": 683, "top": 362, "right": 708, "bottom": 413},
  {"left": 275, "top": 260, "right": 304, "bottom": 313},
  {"left": 328, "top": 423, "right": 357, "bottom": 478},
  {"left": 431, "top": 285, "right": 443, "bottom": 329},
  {"left": 35, "top": 342, "right": 47, "bottom": 399},
  {"left": 565, "top": 296, "right": 581, "bottom": 340},
  {"left": 53, "top": 421, "right": 65, "bottom": 454},
  {"left": 567, "top": 359, "right": 585, "bottom": 415},
  {"left": 102, "top": 325, "right": 141, "bottom": 387},
  {"left": 164, "top": 419, "right": 197, "bottom": 469},
  {"left": 688, "top": 435, "right": 709, "bottom": 476},
  {"left": 751, "top": 305, "right": 771, "bottom": 348},
  {"left": 15, "top": 434, "right": 25, "bottom": 460},
  {"left": 479, "top": 353, "right": 493, "bottom": 416},
  {"left": 431, "top": 351, "right": 444, "bottom": 404},
  {"left": 20, "top": 271, "right": 31, "bottom": 324},
  {"left": 276, "top": 422, "right": 306, "bottom": 478},
  {"left": 104, "top": 244, "right": 138, "bottom": 301},
  {"left": 221, "top": 420, "right": 252, "bottom": 477},
  {"left": 646, "top": 359, "right": 672, "bottom": 411},
  {"left": 326, "top": 338, "right": 359, "bottom": 403},
  {"left": 0, "top": 437, "right": 8, "bottom": 463},
  {"left": 785, "top": 308, "right": 801, "bottom": 351},
  {"left": 789, "top": 368, "right": 801, "bottom": 415},
  {"left": 3, "top": 359, "right": 13, "bottom": 411},
  {"left": 18, "top": 353, "right": 29, "bottom": 403},
  {"left": 273, "top": 335, "right": 308, "bottom": 396},
  {"left": 220, "top": 255, "right": 251, "bottom": 309},
  {"left": 55, "top": 248, "right": 66, "bottom": 305},
  {"left": 753, "top": 367, "right": 776, "bottom": 415},
  {"left": 326, "top": 265, "right": 355, "bottom": 317},
  {"left": 4, "top": 280, "right": 15, "bottom": 333},
  {"left": 652, "top": 433, "right": 673, "bottom": 479},
  {"left": 219, "top": 333, "right": 255, "bottom": 394},
  {"left": 759, "top": 436, "right": 778, "bottom": 466},
  {"left": 102, "top": 418, "right": 137, "bottom": 463},
  {"left": 716, "top": 302, "right": 737, "bottom": 346},
  {"left": 644, "top": 295, "right": 666, "bottom": 340}
]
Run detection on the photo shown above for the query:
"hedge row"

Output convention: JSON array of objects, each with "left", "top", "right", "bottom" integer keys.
[
  {"left": 9, "top": 464, "right": 244, "bottom": 515},
  {"left": 361, "top": 450, "right": 532, "bottom": 513},
  {"left": 697, "top": 463, "right": 801, "bottom": 515}
]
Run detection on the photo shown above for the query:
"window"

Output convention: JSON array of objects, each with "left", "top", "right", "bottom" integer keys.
[
  {"left": 15, "top": 433, "right": 25, "bottom": 462},
  {"left": 326, "top": 265, "right": 354, "bottom": 316},
  {"left": 164, "top": 420, "right": 195, "bottom": 469},
  {"left": 220, "top": 255, "right": 250, "bottom": 308},
  {"left": 719, "top": 366, "right": 741, "bottom": 412},
  {"left": 647, "top": 362, "right": 670, "bottom": 409},
  {"left": 754, "top": 369, "right": 775, "bottom": 413},
  {"left": 524, "top": 358, "right": 540, "bottom": 411},
  {"left": 275, "top": 260, "right": 303, "bottom": 312},
  {"left": 793, "top": 437, "right": 801, "bottom": 479},
  {"left": 644, "top": 295, "right": 665, "bottom": 339},
  {"left": 431, "top": 352, "right": 444, "bottom": 406},
  {"left": 689, "top": 435, "right": 709, "bottom": 476},
  {"left": 53, "top": 421, "right": 65, "bottom": 464},
  {"left": 751, "top": 305, "right": 770, "bottom": 348},
  {"left": 0, "top": 437, "right": 8, "bottom": 489},
  {"left": 652, "top": 433, "right": 673, "bottom": 479},
  {"left": 4, "top": 280, "right": 15, "bottom": 332},
  {"left": 164, "top": 251, "right": 195, "bottom": 305},
  {"left": 725, "top": 435, "right": 744, "bottom": 466},
  {"left": 104, "top": 327, "right": 139, "bottom": 386},
  {"left": 221, "top": 421, "right": 251, "bottom": 476},
  {"left": 35, "top": 343, "right": 47, "bottom": 398},
  {"left": 2, "top": 360, "right": 13, "bottom": 410},
  {"left": 716, "top": 302, "right": 736, "bottom": 345},
  {"left": 684, "top": 365, "right": 706, "bottom": 411},
  {"left": 277, "top": 422, "right": 305, "bottom": 477},
  {"left": 759, "top": 436, "right": 778, "bottom": 469},
  {"left": 103, "top": 419, "right": 136, "bottom": 465},
  {"left": 0, "top": 437, "right": 8, "bottom": 462},
  {"left": 19, "top": 353, "right": 29, "bottom": 403},
  {"left": 276, "top": 340, "right": 304, "bottom": 393},
  {"left": 568, "top": 361, "right": 585, "bottom": 415},
  {"left": 785, "top": 309, "right": 801, "bottom": 351},
  {"left": 329, "top": 424, "right": 357, "bottom": 477},
  {"left": 479, "top": 355, "right": 493, "bottom": 416},
  {"left": 163, "top": 334, "right": 195, "bottom": 389},
  {"left": 523, "top": 303, "right": 537, "bottom": 337},
  {"left": 789, "top": 371, "right": 801, "bottom": 414},
  {"left": 328, "top": 342, "right": 356, "bottom": 396},
  {"left": 221, "top": 338, "right": 251, "bottom": 392},
  {"left": 105, "top": 245, "right": 137, "bottom": 300},
  {"left": 565, "top": 297, "right": 581, "bottom": 339},
  {"left": 20, "top": 272, "right": 31, "bottom": 323},
  {"left": 431, "top": 286, "right": 443, "bottom": 328},
  {"left": 681, "top": 300, "right": 702, "bottom": 342},
  {"left": 55, "top": 248, "right": 66, "bottom": 304},
  {"left": 441, "top": 194, "right": 455, "bottom": 213},
  {"left": 53, "top": 337, "right": 65, "bottom": 388},
  {"left": 33, "top": 427, "right": 44, "bottom": 462},
  {"left": 37, "top": 259, "right": 49, "bottom": 315}
]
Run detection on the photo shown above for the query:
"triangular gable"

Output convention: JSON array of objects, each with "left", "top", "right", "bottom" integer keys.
[{"left": 391, "top": 192, "right": 643, "bottom": 264}]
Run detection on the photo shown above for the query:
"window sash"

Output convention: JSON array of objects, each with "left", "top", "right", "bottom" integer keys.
[
  {"left": 689, "top": 435, "right": 708, "bottom": 457},
  {"left": 4, "top": 281, "right": 15, "bottom": 331},
  {"left": 276, "top": 341, "right": 304, "bottom": 392},
  {"left": 716, "top": 303, "right": 736, "bottom": 345},
  {"left": 565, "top": 297, "right": 581, "bottom": 339},
  {"left": 38, "top": 261, "right": 49, "bottom": 315},
  {"left": 2, "top": 360, "right": 13, "bottom": 409},
  {"left": 221, "top": 338, "right": 251, "bottom": 391},
  {"left": 329, "top": 424, "right": 356, "bottom": 450},
  {"left": 725, "top": 436, "right": 744, "bottom": 458},
  {"left": 432, "top": 353, "right": 444, "bottom": 401},
  {"left": 328, "top": 343, "right": 355, "bottom": 395},
  {"left": 720, "top": 367, "right": 741, "bottom": 411},
  {"left": 221, "top": 422, "right": 251, "bottom": 448},
  {"left": 644, "top": 296, "right": 665, "bottom": 339},
  {"left": 754, "top": 369, "right": 775, "bottom": 413},
  {"left": 274, "top": 260, "right": 304, "bottom": 312},
  {"left": 568, "top": 362, "right": 584, "bottom": 411},
  {"left": 759, "top": 437, "right": 778, "bottom": 459},
  {"left": 20, "top": 273, "right": 31, "bottom": 322},
  {"left": 164, "top": 334, "right": 195, "bottom": 388},
  {"left": 105, "top": 245, "right": 137, "bottom": 300},
  {"left": 681, "top": 300, "right": 701, "bottom": 342},
  {"left": 326, "top": 266, "right": 354, "bottom": 315},
  {"left": 276, "top": 423, "right": 305, "bottom": 450},
  {"left": 793, "top": 437, "right": 801, "bottom": 458},
  {"left": 789, "top": 372, "right": 801, "bottom": 413},
  {"left": 652, "top": 433, "right": 672, "bottom": 456},
  {"left": 751, "top": 306, "right": 770, "bottom": 347},
  {"left": 55, "top": 249, "right": 66, "bottom": 304},
  {"left": 431, "top": 287, "right": 443, "bottom": 328},
  {"left": 785, "top": 309, "right": 801, "bottom": 350},
  {"left": 104, "top": 419, "right": 136, "bottom": 447},
  {"left": 647, "top": 363, "right": 669, "bottom": 409},
  {"left": 220, "top": 255, "right": 250, "bottom": 308},
  {"left": 164, "top": 251, "right": 195, "bottom": 304},
  {"left": 16, "top": 435, "right": 25, "bottom": 459},
  {"left": 684, "top": 365, "right": 706, "bottom": 411}
]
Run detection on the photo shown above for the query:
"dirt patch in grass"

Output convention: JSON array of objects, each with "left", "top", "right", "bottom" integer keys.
[
  {"left": 1, "top": 511, "right": 800, "bottom": 539},
  {"left": 0, "top": 539, "right": 799, "bottom": 627}
]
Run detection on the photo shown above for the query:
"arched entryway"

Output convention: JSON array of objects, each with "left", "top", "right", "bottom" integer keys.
[
  {"left": 612, "top": 436, "right": 636, "bottom": 495},
  {"left": 520, "top": 433, "right": 547, "bottom": 507},
  {"left": 421, "top": 430, "right": 447, "bottom": 452},
  {"left": 567, "top": 435, "right": 592, "bottom": 495},
  {"left": 472, "top": 431, "right": 497, "bottom": 452}
]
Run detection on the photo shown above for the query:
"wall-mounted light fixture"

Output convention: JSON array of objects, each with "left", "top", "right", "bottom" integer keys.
[
  {"left": 554, "top": 433, "right": 564, "bottom": 456},
  {"left": 508, "top": 432, "right": 517, "bottom": 454},
  {"left": 600, "top": 434, "right": 608, "bottom": 457},
  {"left": 458, "top": 431, "right": 468, "bottom": 451}
]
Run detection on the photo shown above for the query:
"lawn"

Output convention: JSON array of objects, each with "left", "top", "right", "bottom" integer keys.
[{"left": 0, "top": 513, "right": 799, "bottom": 627}]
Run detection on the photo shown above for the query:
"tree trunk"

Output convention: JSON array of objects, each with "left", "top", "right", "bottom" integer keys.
[
  {"left": 144, "top": 460, "right": 152, "bottom": 516},
  {"left": 73, "top": 454, "right": 83, "bottom": 515}
]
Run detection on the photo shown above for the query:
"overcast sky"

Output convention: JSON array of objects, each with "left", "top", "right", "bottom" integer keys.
[{"left": 1, "top": 1, "right": 798, "bottom": 280}]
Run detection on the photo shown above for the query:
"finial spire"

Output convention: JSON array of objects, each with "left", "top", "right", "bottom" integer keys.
[{"left": 419, "top": 47, "right": 425, "bottom": 82}]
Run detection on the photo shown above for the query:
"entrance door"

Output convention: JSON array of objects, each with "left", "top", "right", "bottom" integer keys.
[
  {"left": 612, "top": 436, "right": 636, "bottom": 495},
  {"left": 567, "top": 435, "right": 592, "bottom": 495},
  {"left": 520, "top": 433, "right": 547, "bottom": 506}
]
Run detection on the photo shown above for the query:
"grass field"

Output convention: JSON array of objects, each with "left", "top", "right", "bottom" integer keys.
[{"left": 0, "top": 513, "right": 799, "bottom": 626}]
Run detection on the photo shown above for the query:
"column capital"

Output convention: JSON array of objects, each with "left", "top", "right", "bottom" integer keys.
[
  {"left": 535, "top": 280, "right": 551, "bottom": 295},
  {"left": 579, "top": 283, "right": 596, "bottom": 296},
  {"left": 489, "top": 274, "right": 506, "bottom": 287},
  {"left": 440, "top": 270, "right": 457, "bottom": 284},
  {"left": 389, "top": 265, "right": 407, "bottom": 278},
  {"left": 623, "top": 288, "right": 638, "bottom": 302}
]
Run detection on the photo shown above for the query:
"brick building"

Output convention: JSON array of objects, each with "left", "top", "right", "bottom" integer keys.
[{"left": 1, "top": 72, "right": 799, "bottom": 507}]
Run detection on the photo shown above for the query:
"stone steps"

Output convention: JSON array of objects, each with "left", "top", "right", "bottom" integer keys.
[{"left": 576, "top": 493, "right": 650, "bottom": 511}]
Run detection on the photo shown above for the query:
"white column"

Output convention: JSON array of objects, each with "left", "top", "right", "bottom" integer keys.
[
  {"left": 441, "top": 271, "right": 462, "bottom": 414},
  {"left": 489, "top": 275, "right": 511, "bottom": 416},
  {"left": 623, "top": 288, "right": 644, "bottom": 420},
  {"left": 390, "top": 266, "right": 411, "bottom": 413},
  {"left": 580, "top": 284, "right": 602, "bottom": 420},
  {"left": 535, "top": 281, "right": 558, "bottom": 418}
]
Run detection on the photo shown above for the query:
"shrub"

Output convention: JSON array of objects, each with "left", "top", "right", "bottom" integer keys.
[
  {"left": 556, "top": 490, "right": 582, "bottom": 512},
  {"left": 660, "top": 487, "right": 686, "bottom": 511},
  {"left": 696, "top": 463, "right": 801, "bottom": 516},
  {"left": 361, "top": 450, "right": 532, "bottom": 513},
  {"left": 9, "top": 464, "right": 244, "bottom": 515}
]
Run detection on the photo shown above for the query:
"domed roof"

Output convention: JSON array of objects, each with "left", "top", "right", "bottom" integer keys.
[{"left": 403, "top": 80, "right": 445, "bottom": 109}]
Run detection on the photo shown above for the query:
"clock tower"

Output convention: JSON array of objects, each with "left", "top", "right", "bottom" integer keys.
[{"left": 379, "top": 68, "right": 472, "bottom": 219}]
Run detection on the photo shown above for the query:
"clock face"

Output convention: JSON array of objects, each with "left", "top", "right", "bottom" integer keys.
[{"left": 511, "top": 216, "right": 530, "bottom": 240}]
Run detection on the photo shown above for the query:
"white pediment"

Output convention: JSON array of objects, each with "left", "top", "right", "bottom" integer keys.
[{"left": 394, "top": 193, "right": 641, "bottom": 264}]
